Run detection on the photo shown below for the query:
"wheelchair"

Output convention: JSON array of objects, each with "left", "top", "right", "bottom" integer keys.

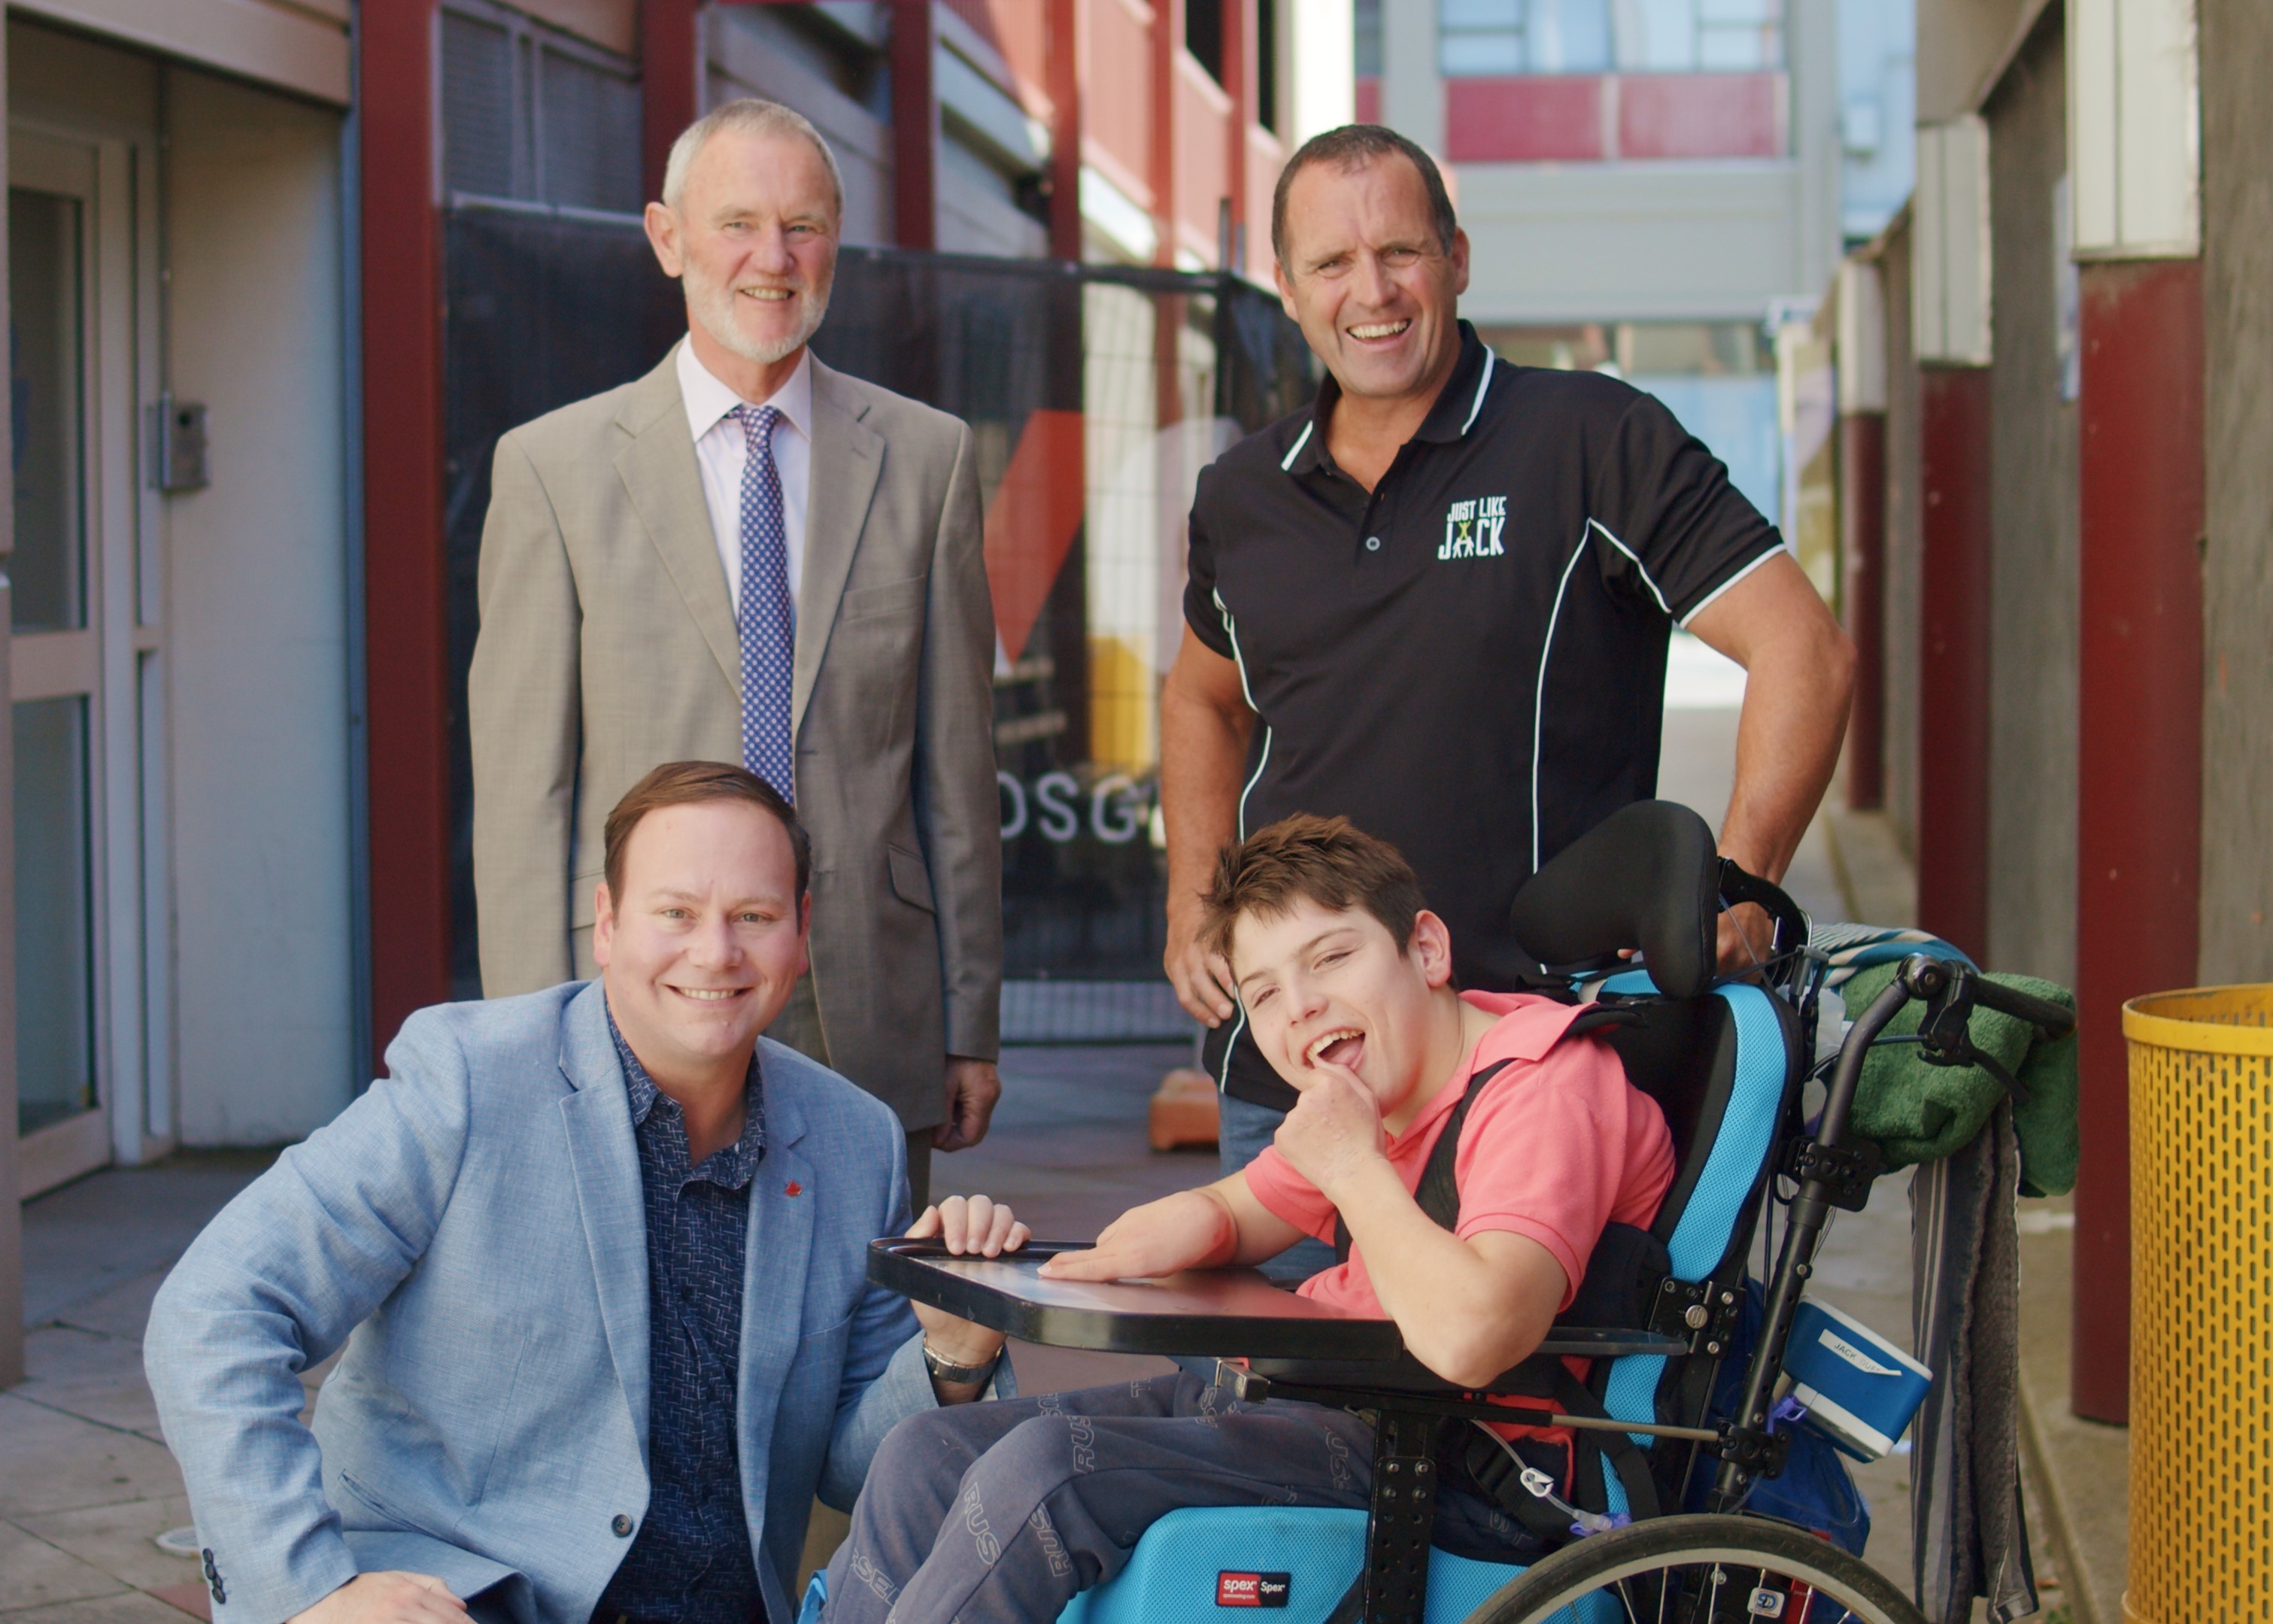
[{"left": 871, "top": 801, "right": 2076, "bottom": 1624}]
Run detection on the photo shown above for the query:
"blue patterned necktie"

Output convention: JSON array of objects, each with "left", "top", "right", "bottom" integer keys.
[{"left": 733, "top": 403, "right": 797, "bottom": 801}]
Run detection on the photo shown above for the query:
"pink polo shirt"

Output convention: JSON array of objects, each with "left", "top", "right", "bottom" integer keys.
[{"left": 1243, "top": 991, "right": 1677, "bottom": 1317}]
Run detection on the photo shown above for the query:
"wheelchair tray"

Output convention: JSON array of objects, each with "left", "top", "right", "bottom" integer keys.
[{"left": 868, "top": 1238, "right": 1405, "bottom": 1360}]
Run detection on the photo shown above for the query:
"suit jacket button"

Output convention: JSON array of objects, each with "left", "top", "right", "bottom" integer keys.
[{"left": 611, "top": 1514, "right": 633, "bottom": 1537}]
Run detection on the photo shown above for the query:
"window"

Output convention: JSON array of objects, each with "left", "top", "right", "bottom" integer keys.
[
  {"left": 1440, "top": 0, "right": 1610, "bottom": 75},
  {"left": 1438, "top": 0, "right": 1783, "bottom": 76},
  {"left": 1186, "top": 0, "right": 1225, "bottom": 83},
  {"left": 1355, "top": 0, "right": 1382, "bottom": 78},
  {"left": 441, "top": 0, "right": 642, "bottom": 214}
]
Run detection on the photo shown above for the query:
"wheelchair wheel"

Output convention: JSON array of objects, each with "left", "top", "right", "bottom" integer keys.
[{"left": 1463, "top": 1513, "right": 1926, "bottom": 1624}]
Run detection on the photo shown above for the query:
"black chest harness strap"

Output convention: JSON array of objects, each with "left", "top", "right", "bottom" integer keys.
[{"left": 1324, "top": 1012, "right": 1667, "bottom": 1548}]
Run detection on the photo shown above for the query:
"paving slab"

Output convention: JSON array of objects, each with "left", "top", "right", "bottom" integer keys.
[
  {"left": 8, "top": 1498, "right": 199, "bottom": 1595},
  {"left": 0, "top": 1589, "right": 208, "bottom": 1624},
  {"left": 1825, "top": 809, "right": 1916, "bottom": 928},
  {"left": 21, "top": 1157, "right": 274, "bottom": 1330},
  {"left": 45, "top": 1277, "right": 168, "bottom": 1349},
  {"left": 933, "top": 1043, "right": 1198, "bottom": 1240},
  {"left": 18, "top": 1333, "right": 162, "bottom": 1440},
  {"left": 0, "top": 1522, "right": 130, "bottom": 1613},
  {"left": 2016, "top": 1198, "right": 2126, "bottom": 1624},
  {"left": 0, "top": 1398, "right": 185, "bottom": 1520}
]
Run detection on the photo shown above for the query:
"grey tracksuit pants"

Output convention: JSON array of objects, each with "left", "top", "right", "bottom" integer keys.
[{"left": 820, "top": 1371, "right": 1534, "bottom": 1624}]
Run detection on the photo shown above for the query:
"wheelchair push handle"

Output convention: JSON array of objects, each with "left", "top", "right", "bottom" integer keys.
[{"left": 1953, "top": 968, "right": 2077, "bottom": 1038}]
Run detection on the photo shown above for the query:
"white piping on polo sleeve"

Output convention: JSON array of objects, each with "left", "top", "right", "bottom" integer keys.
[
  {"left": 1531, "top": 529, "right": 1593, "bottom": 875},
  {"left": 1675, "top": 545, "right": 1785, "bottom": 627},
  {"left": 1212, "top": 587, "right": 1260, "bottom": 711},
  {"left": 1583, "top": 518, "right": 1674, "bottom": 618},
  {"left": 1210, "top": 585, "right": 1272, "bottom": 840},
  {"left": 1209, "top": 584, "right": 1271, "bottom": 1094}
]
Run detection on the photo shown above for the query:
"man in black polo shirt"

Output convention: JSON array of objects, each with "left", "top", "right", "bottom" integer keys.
[{"left": 1161, "top": 126, "right": 1855, "bottom": 1233}]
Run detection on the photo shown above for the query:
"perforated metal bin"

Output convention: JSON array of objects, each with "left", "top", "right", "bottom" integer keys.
[{"left": 2121, "top": 985, "right": 2273, "bottom": 1623}]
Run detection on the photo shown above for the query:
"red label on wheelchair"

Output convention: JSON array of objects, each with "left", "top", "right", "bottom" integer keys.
[{"left": 1215, "top": 1570, "right": 1290, "bottom": 1607}]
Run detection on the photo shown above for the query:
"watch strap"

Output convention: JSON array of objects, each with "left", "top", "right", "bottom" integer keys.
[{"left": 921, "top": 1341, "right": 1001, "bottom": 1386}]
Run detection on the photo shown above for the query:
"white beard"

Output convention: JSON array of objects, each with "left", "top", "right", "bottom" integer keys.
[{"left": 685, "top": 265, "right": 831, "bottom": 366}]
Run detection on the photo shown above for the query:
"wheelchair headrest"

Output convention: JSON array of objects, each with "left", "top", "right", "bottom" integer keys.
[{"left": 1509, "top": 801, "right": 1722, "bottom": 999}]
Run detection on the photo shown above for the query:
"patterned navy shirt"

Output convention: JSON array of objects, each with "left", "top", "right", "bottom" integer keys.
[{"left": 592, "top": 1012, "right": 769, "bottom": 1624}]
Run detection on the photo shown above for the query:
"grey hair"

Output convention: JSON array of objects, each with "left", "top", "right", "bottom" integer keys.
[{"left": 660, "top": 98, "right": 845, "bottom": 217}]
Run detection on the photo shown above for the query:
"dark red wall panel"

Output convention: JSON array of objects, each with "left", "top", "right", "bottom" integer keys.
[
  {"left": 891, "top": 0, "right": 939, "bottom": 247},
  {"left": 1841, "top": 411, "right": 1888, "bottom": 809},
  {"left": 1915, "top": 366, "right": 1993, "bottom": 963},
  {"left": 642, "top": 0, "right": 702, "bottom": 205},
  {"left": 360, "top": 0, "right": 452, "bottom": 1065},
  {"left": 1444, "top": 76, "right": 1604, "bottom": 163},
  {"left": 2071, "top": 258, "right": 2205, "bottom": 1427}
]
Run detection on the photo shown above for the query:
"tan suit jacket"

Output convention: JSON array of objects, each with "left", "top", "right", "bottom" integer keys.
[{"left": 468, "top": 345, "right": 1001, "bottom": 1128}]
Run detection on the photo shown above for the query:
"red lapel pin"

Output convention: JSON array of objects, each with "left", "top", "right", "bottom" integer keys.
[{"left": 784, "top": 1181, "right": 803, "bottom": 1198}]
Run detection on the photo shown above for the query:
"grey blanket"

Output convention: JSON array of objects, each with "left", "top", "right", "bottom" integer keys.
[{"left": 1910, "top": 1099, "right": 2037, "bottom": 1622}]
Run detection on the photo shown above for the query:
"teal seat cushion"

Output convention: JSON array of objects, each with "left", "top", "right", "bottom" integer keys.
[{"left": 1058, "top": 1506, "right": 1530, "bottom": 1624}]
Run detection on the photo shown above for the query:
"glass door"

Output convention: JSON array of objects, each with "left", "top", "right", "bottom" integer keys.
[{"left": 11, "top": 123, "right": 162, "bottom": 1194}]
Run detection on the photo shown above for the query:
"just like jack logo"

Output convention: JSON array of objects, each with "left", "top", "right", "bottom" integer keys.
[{"left": 1439, "top": 494, "right": 1508, "bottom": 560}]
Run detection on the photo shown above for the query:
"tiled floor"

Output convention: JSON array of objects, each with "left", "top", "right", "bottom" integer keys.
[{"left": 5, "top": 1156, "right": 290, "bottom": 1622}]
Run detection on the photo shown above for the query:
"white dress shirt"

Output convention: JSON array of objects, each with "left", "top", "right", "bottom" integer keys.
[{"left": 677, "top": 339, "right": 813, "bottom": 615}]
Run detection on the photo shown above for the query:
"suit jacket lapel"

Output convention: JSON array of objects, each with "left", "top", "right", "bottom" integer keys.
[
  {"left": 616, "top": 344, "right": 741, "bottom": 691},
  {"left": 796, "top": 357, "right": 884, "bottom": 733},
  {"left": 737, "top": 1053, "right": 815, "bottom": 1538},
  {"left": 555, "top": 982, "right": 654, "bottom": 1448}
]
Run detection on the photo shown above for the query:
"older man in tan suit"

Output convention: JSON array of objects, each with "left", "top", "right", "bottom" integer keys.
[{"left": 469, "top": 100, "right": 1001, "bottom": 1201}]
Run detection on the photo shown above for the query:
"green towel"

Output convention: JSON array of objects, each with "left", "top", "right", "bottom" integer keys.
[{"left": 1837, "top": 963, "right": 2080, "bottom": 1196}]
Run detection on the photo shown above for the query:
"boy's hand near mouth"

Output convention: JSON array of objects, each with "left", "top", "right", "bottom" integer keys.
[{"left": 1273, "top": 1065, "right": 1388, "bottom": 1202}]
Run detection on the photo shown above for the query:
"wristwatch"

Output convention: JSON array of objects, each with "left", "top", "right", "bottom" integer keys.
[{"left": 921, "top": 1340, "right": 1001, "bottom": 1386}]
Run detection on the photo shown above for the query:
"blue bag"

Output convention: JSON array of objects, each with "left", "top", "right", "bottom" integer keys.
[{"left": 1681, "top": 1280, "right": 1872, "bottom": 1556}]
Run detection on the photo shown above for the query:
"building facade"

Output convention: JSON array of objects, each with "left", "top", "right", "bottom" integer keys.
[
  {"left": 0, "top": 5, "right": 363, "bottom": 1384},
  {"left": 0, "top": 0, "right": 1351, "bottom": 1383},
  {"left": 1825, "top": 0, "right": 2262, "bottom": 1437},
  {"left": 1349, "top": 0, "right": 1915, "bottom": 550}
]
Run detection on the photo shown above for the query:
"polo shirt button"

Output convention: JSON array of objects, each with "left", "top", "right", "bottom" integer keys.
[
  {"left": 1364, "top": 535, "right": 1382, "bottom": 552},
  {"left": 611, "top": 1514, "right": 634, "bottom": 1537}
]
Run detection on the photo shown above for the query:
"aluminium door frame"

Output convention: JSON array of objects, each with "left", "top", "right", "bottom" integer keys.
[{"left": 10, "top": 109, "right": 171, "bottom": 1195}]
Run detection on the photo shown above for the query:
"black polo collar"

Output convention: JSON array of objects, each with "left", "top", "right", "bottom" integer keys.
[{"left": 1282, "top": 320, "right": 1495, "bottom": 477}]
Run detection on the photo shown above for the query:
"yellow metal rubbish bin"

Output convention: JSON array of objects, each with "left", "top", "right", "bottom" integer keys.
[{"left": 2122, "top": 986, "right": 2273, "bottom": 1622}]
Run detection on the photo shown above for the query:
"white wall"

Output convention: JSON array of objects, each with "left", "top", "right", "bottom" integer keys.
[
  {"left": 1455, "top": 163, "right": 1807, "bottom": 323},
  {"left": 165, "top": 68, "right": 354, "bottom": 1143}
]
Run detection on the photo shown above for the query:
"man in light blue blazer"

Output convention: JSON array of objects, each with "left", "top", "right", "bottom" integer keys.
[{"left": 145, "top": 761, "right": 1027, "bottom": 1624}]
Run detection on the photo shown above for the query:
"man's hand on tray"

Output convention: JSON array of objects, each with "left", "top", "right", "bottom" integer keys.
[{"left": 907, "top": 1195, "right": 1030, "bottom": 1401}]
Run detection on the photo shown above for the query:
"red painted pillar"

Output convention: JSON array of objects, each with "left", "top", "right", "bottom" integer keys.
[
  {"left": 1224, "top": 0, "right": 1255, "bottom": 272},
  {"left": 1841, "top": 411, "right": 1888, "bottom": 809},
  {"left": 359, "top": 0, "right": 452, "bottom": 1064},
  {"left": 2071, "top": 259, "right": 2205, "bottom": 1426},
  {"left": 642, "top": 0, "right": 702, "bottom": 205},
  {"left": 1913, "top": 366, "right": 1993, "bottom": 961},
  {"left": 1045, "top": 0, "right": 1083, "bottom": 263},
  {"left": 889, "top": 0, "right": 938, "bottom": 248},
  {"left": 1152, "top": 0, "right": 1182, "bottom": 268}
]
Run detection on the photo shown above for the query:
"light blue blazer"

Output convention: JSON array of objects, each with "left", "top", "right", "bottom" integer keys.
[{"left": 145, "top": 982, "right": 979, "bottom": 1624}]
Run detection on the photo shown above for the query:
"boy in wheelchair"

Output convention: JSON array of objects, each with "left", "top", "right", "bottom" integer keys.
[{"left": 819, "top": 814, "right": 1679, "bottom": 1623}]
